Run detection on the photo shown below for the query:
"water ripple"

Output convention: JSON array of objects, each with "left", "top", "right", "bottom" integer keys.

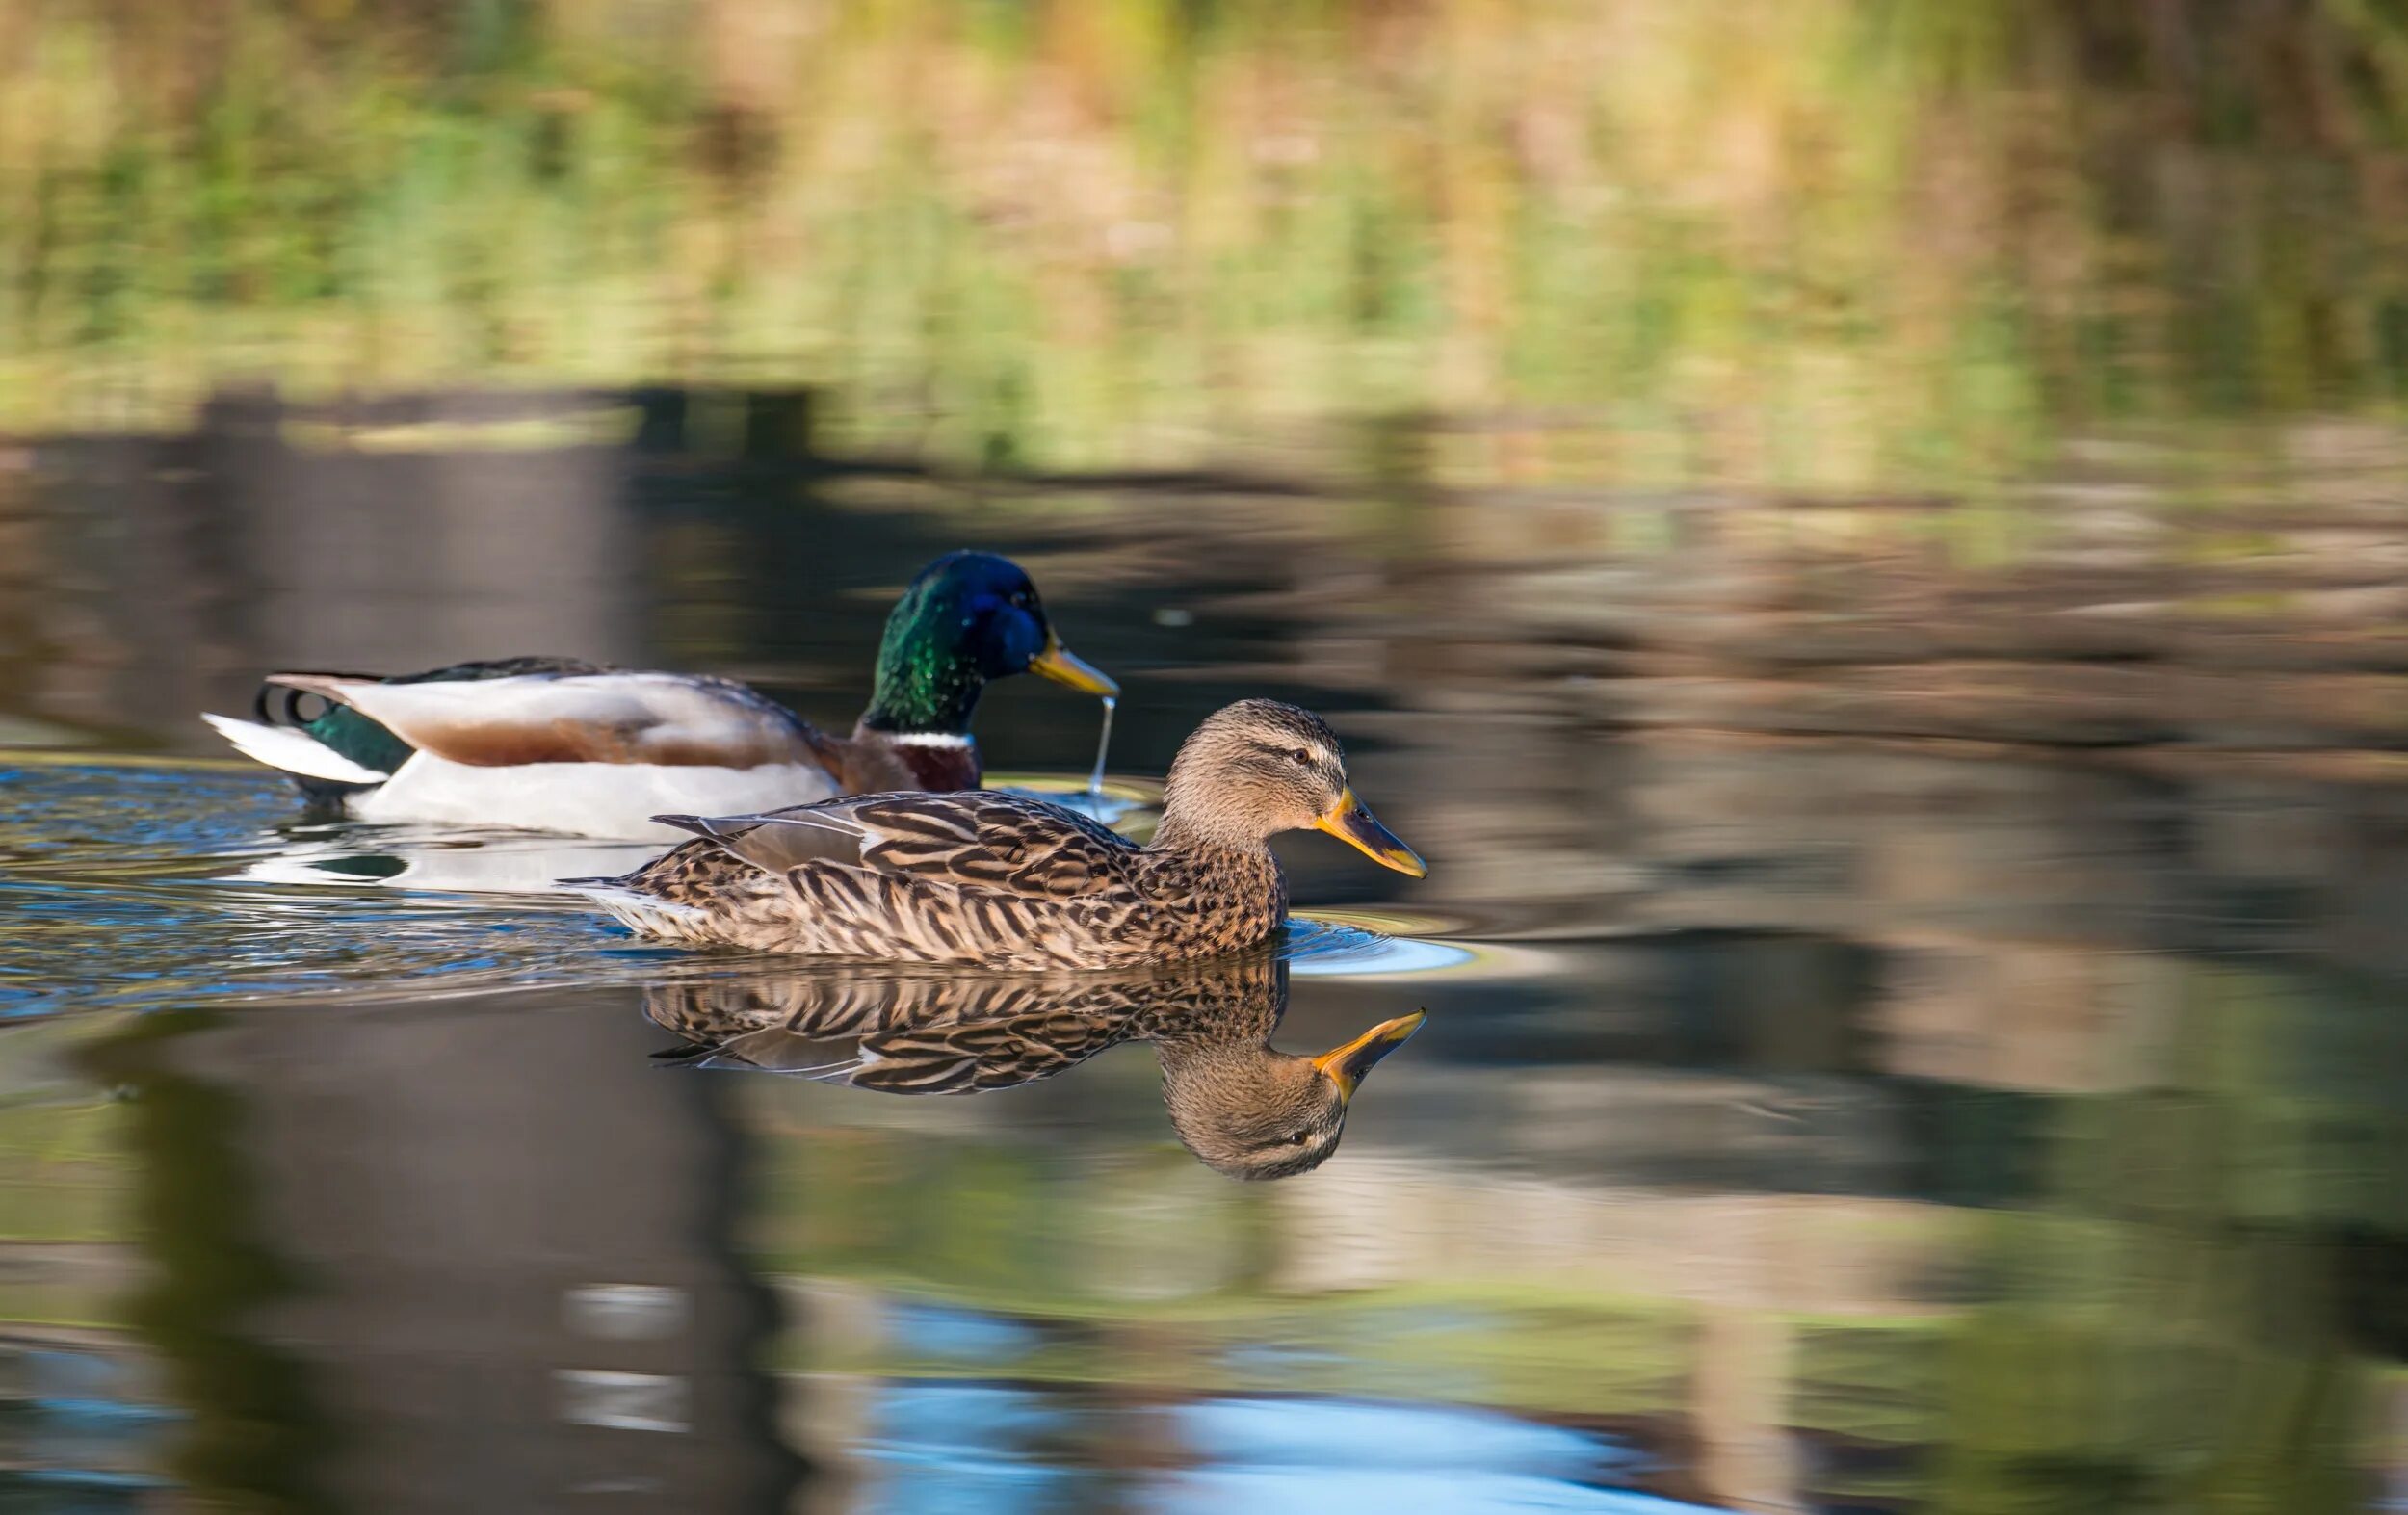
[{"left": 0, "top": 757, "right": 1476, "bottom": 1019}]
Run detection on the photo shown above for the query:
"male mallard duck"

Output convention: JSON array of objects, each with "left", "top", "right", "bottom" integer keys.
[
  {"left": 646, "top": 955, "right": 1426, "bottom": 1180},
  {"left": 577, "top": 698, "right": 1426, "bottom": 968},
  {"left": 200, "top": 551, "right": 1115, "bottom": 840}
]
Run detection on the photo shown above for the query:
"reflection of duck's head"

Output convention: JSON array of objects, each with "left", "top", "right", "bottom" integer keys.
[{"left": 1157, "top": 1009, "right": 1426, "bottom": 1181}]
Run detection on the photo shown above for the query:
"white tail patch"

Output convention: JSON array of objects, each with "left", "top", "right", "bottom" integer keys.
[
  {"left": 573, "top": 884, "right": 714, "bottom": 940},
  {"left": 202, "top": 713, "right": 391, "bottom": 785}
]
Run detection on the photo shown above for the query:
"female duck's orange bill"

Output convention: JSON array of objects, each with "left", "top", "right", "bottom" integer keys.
[
  {"left": 1311, "top": 789, "right": 1427, "bottom": 877},
  {"left": 1311, "top": 1010, "right": 1429, "bottom": 1098}
]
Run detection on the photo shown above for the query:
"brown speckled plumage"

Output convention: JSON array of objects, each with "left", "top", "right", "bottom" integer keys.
[
  {"left": 643, "top": 955, "right": 1427, "bottom": 1180},
  {"left": 577, "top": 699, "right": 1425, "bottom": 970}
]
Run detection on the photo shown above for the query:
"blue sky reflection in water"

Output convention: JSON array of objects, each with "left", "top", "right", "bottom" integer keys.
[
  {"left": 853, "top": 1387, "right": 1712, "bottom": 1515},
  {"left": 6, "top": 1, "right": 2408, "bottom": 1509}
]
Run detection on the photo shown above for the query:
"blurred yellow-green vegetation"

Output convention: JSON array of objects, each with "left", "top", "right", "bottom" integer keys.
[{"left": 9, "top": 0, "right": 2408, "bottom": 484}]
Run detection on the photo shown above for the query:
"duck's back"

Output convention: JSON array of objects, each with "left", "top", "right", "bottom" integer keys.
[
  {"left": 586, "top": 791, "right": 1287, "bottom": 969},
  {"left": 209, "top": 662, "right": 843, "bottom": 838}
]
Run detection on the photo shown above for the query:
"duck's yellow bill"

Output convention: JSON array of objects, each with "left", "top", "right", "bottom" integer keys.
[
  {"left": 1029, "top": 633, "right": 1119, "bottom": 697},
  {"left": 1312, "top": 789, "right": 1427, "bottom": 877},
  {"left": 1312, "top": 1009, "right": 1428, "bottom": 1099}
]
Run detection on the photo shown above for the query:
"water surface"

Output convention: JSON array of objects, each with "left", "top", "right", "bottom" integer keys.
[{"left": 4, "top": 460, "right": 2404, "bottom": 1509}]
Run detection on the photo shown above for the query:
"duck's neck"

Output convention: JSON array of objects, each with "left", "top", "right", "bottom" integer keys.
[
  {"left": 1144, "top": 1003, "right": 1281, "bottom": 1055},
  {"left": 859, "top": 641, "right": 983, "bottom": 736},
  {"left": 1153, "top": 1036, "right": 1275, "bottom": 1088},
  {"left": 856, "top": 729, "right": 982, "bottom": 791},
  {"left": 1151, "top": 808, "right": 1274, "bottom": 858}
]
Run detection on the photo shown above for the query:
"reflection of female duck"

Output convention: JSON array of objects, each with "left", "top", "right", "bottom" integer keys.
[{"left": 646, "top": 956, "right": 1423, "bottom": 1181}]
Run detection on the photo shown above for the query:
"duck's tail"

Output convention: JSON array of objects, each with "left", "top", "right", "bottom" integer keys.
[
  {"left": 562, "top": 877, "right": 715, "bottom": 940},
  {"left": 201, "top": 712, "right": 393, "bottom": 790}
]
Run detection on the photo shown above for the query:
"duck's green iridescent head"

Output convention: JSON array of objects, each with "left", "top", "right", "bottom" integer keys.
[{"left": 860, "top": 551, "right": 1116, "bottom": 734}]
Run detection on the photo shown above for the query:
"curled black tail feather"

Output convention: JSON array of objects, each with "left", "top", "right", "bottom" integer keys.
[{"left": 253, "top": 670, "right": 380, "bottom": 728}]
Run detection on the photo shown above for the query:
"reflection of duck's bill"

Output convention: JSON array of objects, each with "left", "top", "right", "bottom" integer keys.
[
  {"left": 1312, "top": 789, "right": 1427, "bottom": 878},
  {"left": 1311, "top": 1009, "right": 1428, "bottom": 1098},
  {"left": 1028, "top": 633, "right": 1119, "bottom": 697}
]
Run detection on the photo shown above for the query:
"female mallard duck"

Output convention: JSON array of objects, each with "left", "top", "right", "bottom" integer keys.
[
  {"left": 646, "top": 955, "right": 1426, "bottom": 1180},
  {"left": 576, "top": 698, "right": 1426, "bottom": 969},
  {"left": 199, "top": 551, "right": 1114, "bottom": 840}
]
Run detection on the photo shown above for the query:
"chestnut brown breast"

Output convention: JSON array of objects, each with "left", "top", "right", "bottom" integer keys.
[{"left": 822, "top": 727, "right": 983, "bottom": 795}]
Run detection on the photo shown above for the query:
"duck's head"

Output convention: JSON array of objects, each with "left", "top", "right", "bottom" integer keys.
[
  {"left": 862, "top": 551, "right": 1116, "bottom": 734},
  {"left": 1163, "top": 1010, "right": 1427, "bottom": 1180},
  {"left": 1157, "top": 699, "right": 1426, "bottom": 875}
]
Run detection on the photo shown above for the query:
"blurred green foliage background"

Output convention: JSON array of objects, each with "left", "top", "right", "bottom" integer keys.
[{"left": 13, "top": 0, "right": 2408, "bottom": 483}]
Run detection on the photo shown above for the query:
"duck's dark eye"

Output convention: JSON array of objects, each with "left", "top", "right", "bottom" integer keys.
[
  {"left": 1285, "top": 1129, "right": 1313, "bottom": 1146},
  {"left": 1291, "top": 748, "right": 1312, "bottom": 765}
]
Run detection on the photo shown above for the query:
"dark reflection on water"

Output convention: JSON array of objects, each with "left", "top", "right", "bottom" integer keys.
[
  {"left": 3, "top": 392, "right": 2408, "bottom": 1507},
  {"left": 37, "top": 995, "right": 804, "bottom": 1514}
]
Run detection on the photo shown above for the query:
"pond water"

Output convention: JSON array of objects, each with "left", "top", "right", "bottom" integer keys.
[
  {"left": 3, "top": 415, "right": 2405, "bottom": 1513},
  {"left": 9, "top": 3, "right": 2408, "bottom": 1510}
]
